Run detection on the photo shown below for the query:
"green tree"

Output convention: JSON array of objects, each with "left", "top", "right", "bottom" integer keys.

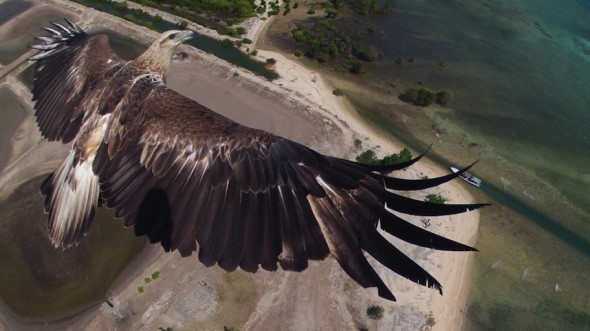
[
  {"left": 356, "top": 150, "right": 379, "bottom": 164},
  {"left": 425, "top": 193, "right": 447, "bottom": 204},
  {"left": 366, "top": 305, "right": 384, "bottom": 320},
  {"left": 436, "top": 91, "right": 451, "bottom": 106},
  {"left": 381, "top": 148, "right": 412, "bottom": 165}
]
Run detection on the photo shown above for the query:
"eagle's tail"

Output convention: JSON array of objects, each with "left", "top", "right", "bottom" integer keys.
[{"left": 41, "top": 150, "right": 99, "bottom": 248}]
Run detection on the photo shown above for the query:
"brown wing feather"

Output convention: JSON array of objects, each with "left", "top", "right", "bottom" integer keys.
[
  {"left": 31, "top": 21, "right": 124, "bottom": 142},
  {"left": 94, "top": 77, "right": 486, "bottom": 301}
]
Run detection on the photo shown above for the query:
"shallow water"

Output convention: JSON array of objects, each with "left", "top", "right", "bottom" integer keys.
[
  {"left": 0, "top": 87, "right": 27, "bottom": 172},
  {"left": 0, "top": 175, "right": 145, "bottom": 318},
  {"left": 0, "top": 0, "right": 32, "bottom": 27},
  {"left": 343, "top": 0, "right": 590, "bottom": 329},
  {"left": 0, "top": 6, "right": 76, "bottom": 65}
]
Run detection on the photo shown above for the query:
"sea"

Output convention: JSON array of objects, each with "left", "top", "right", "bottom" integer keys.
[{"left": 344, "top": 0, "right": 590, "bottom": 329}]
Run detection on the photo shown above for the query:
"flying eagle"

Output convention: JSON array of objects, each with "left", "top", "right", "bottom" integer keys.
[{"left": 30, "top": 20, "right": 485, "bottom": 301}]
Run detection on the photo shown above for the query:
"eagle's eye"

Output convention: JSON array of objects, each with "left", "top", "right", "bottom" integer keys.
[{"left": 168, "top": 33, "right": 177, "bottom": 40}]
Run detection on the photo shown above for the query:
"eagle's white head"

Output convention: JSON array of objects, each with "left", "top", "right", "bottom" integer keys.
[{"left": 135, "top": 29, "right": 195, "bottom": 78}]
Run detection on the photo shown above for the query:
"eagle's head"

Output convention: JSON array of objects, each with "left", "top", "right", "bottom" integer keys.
[
  {"left": 135, "top": 29, "right": 195, "bottom": 79},
  {"left": 156, "top": 30, "right": 195, "bottom": 51}
]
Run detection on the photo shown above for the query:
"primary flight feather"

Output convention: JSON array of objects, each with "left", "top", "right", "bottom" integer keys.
[{"left": 30, "top": 19, "right": 486, "bottom": 301}]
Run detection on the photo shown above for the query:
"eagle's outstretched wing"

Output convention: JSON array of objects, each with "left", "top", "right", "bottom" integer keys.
[
  {"left": 93, "top": 76, "right": 486, "bottom": 301},
  {"left": 31, "top": 19, "right": 125, "bottom": 143}
]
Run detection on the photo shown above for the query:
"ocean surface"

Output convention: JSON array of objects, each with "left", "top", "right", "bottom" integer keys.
[{"left": 348, "top": 0, "right": 590, "bottom": 329}]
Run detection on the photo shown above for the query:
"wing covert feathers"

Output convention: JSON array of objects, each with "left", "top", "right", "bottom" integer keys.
[
  {"left": 93, "top": 81, "right": 484, "bottom": 300},
  {"left": 32, "top": 21, "right": 486, "bottom": 302}
]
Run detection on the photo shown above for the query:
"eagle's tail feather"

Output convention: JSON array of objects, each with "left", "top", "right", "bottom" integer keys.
[{"left": 42, "top": 150, "right": 99, "bottom": 248}]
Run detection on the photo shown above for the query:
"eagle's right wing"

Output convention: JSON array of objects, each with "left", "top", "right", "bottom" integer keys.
[
  {"left": 93, "top": 77, "right": 487, "bottom": 301},
  {"left": 31, "top": 19, "right": 125, "bottom": 143}
]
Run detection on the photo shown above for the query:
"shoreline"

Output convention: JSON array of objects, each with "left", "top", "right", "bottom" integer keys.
[{"left": 0, "top": 1, "right": 480, "bottom": 330}]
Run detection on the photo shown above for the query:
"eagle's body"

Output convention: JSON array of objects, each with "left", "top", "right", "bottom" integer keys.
[{"left": 30, "top": 20, "right": 485, "bottom": 301}]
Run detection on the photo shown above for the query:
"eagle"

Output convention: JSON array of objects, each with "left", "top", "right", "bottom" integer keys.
[{"left": 30, "top": 19, "right": 485, "bottom": 301}]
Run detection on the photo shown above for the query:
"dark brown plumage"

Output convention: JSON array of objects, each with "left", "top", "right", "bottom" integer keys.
[{"left": 30, "top": 20, "right": 486, "bottom": 301}]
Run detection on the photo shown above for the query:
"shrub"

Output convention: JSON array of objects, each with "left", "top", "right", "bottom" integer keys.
[
  {"left": 221, "top": 39, "right": 234, "bottom": 48},
  {"left": 356, "top": 150, "right": 379, "bottom": 164},
  {"left": 242, "top": 38, "right": 253, "bottom": 44},
  {"left": 349, "top": 60, "right": 362, "bottom": 74},
  {"left": 381, "top": 148, "right": 412, "bottom": 165},
  {"left": 366, "top": 305, "right": 384, "bottom": 320},
  {"left": 332, "top": 88, "right": 344, "bottom": 96},
  {"left": 401, "top": 88, "right": 437, "bottom": 106},
  {"left": 436, "top": 91, "right": 451, "bottom": 106},
  {"left": 425, "top": 193, "right": 447, "bottom": 204},
  {"left": 266, "top": 58, "right": 277, "bottom": 65}
]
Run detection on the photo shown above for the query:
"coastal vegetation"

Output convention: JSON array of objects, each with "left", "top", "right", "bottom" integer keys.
[
  {"left": 400, "top": 88, "right": 451, "bottom": 107},
  {"left": 70, "top": 0, "right": 279, "bottom": 80},
  {"left": 424, "top": 193, "right": 447, "bottom": 204},
  {"left": 366, "top": 304, "right": 384, "bottom": 320},
  {"left": 133, "top": 0, "right": 257, "bottom": 30},
  {"left": 291, "top": 20, "right": 379, "bottom": 72},
  {"left": 355, "top": 148, "right": 412, "bottom": 165},
  {"left": 285, "top": 0, "right": 394, "bottom": 73}
]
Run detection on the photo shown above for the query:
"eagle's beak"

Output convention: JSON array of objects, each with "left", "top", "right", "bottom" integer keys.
[{"left": 178, "top": 30, "right": 195, "bottom": 43}]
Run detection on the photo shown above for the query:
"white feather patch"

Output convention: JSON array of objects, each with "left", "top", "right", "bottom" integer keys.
[{"left": 47, "top": 151, "right": 100, "bottom": 248}]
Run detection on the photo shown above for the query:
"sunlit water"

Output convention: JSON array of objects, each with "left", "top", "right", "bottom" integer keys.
[{"left": 343, "top": 0, "right": 590, "bottom": 329}]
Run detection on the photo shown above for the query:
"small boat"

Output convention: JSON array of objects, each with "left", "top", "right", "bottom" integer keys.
[{"left": 450, "top": 166, "right": 482, "bottom": 187}]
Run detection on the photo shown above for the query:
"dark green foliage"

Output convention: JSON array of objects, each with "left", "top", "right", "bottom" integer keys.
[
  {"left": 367, "top": 24, "right": 376, "bottom": 33},
  {"left": 366, "top": 305, "right": 384, "bottom": 320},
  {"left": 436, "top": 91, "right": 450, "bottom": 105},
  {"left": 400, "top": 88, "right": 437, "bottom": 106},
  {"left": 293, "top": 2, "right": 299, "bottom": 8},
  {"left": 381, "top": 148, "right": 412, "bottom": 165},
  {"left": 356, "top": 150, "right": 379, "bottom": 164},
  {"left": 178, "top": 20, "right": 188, "bottom": 29},
  {"left": 349, "top": 60, "right": 362, "bottom": 73},
  {"left": 425, "top": 193, "right": 447, "bottom": 204},
  {"left": 352, "top": 44, "right": 378, "bottom": 61},
  {"left": 242, "top": 38, "right": 253, "bottom": 44},
  {"left": 332, "top": 88, "right": 345, "bottom": 96},
  {"left": 283, "top": 0, "right": 291, "bottom": 15},
  {"left": 132, "top": 0, "right": 256, "bottom": 26},
  {"left": 250, "top": 49, "right": 258, "bottom": 56},
  {"left": 266, "top": 58, "right": 277, "bottom": 65},
  {"left": 294, "top": 49, "right": 302, "bottom": 57},
  {"left": 356, "top": 148, "right": 412, "bottom": 165},
  {"left": 152, "top": 271, "right": 160, "bottom": 279},
  {"left": 221, "top": 38, "right": 234, "bottom": 47},
  {"left": 291, "top": 21, "right": 378, "bottom": 66},
  {"left": 401, "top": 88, "right": 451, "bottom": 107}
]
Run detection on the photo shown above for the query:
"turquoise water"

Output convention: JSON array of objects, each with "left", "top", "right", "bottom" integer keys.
[{"left": 345, "top": 0, "right": 590, "bottom": 329}]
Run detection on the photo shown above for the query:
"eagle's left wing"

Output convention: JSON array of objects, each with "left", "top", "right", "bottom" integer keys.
[
  {"left": 31, "top": 20, "right": 125, "bottom": 143},
  {"left": 91, "top": 76, "right": 485, "bottom": 301}
]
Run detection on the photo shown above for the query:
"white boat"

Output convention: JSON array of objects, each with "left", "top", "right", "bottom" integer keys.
[{"left": 450, "top": 166, "right": 482, "bottom": 187}]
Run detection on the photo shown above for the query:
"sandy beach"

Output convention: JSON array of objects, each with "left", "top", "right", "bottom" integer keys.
[{"left": 0, "top": 1, "right": 480, "bottom": 330}]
